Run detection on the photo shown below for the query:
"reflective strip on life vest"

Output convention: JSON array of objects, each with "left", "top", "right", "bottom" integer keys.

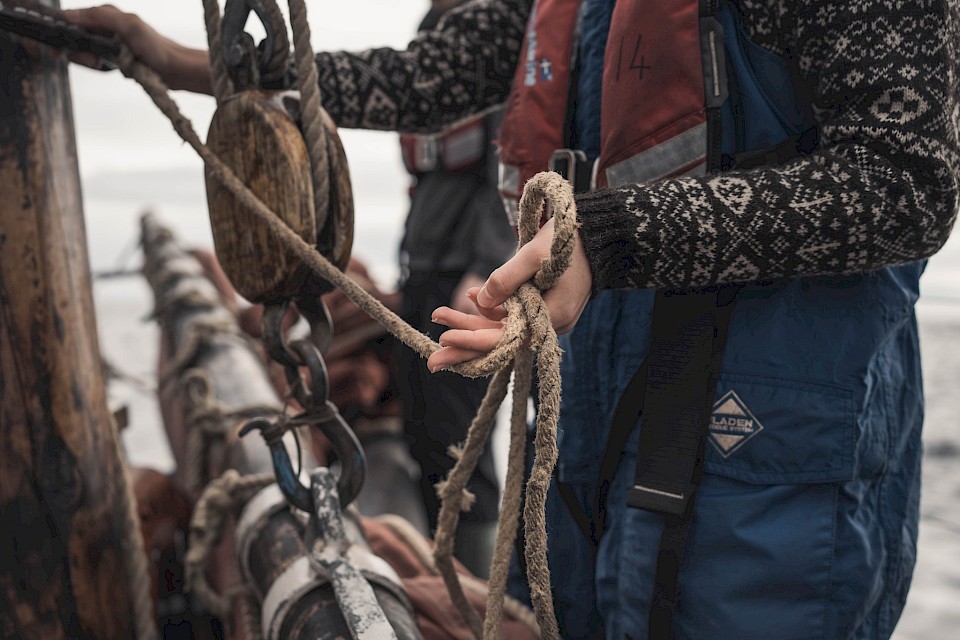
[
  {"left": 498, "top": 162, "right": 521, "bottom": 225},
  {"left": 604, "top": 121, "right": 707, "bottom": 187}
]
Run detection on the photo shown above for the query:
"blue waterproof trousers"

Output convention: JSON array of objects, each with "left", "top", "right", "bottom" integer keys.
[{"left": 509, "top": 278, "right": 924, "bottom": 640}]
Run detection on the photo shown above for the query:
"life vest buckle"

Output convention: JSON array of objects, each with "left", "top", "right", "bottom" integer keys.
[
  {"left": 548, "top": 148, "right": 596, "bottom": 193},
  {"left": 413, "top": 136, "right": 439, "bottom": 172}
]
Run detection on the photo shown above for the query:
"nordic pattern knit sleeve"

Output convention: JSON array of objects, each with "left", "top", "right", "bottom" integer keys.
[
  {"left": 314, "top": 0, "right": 532, "bottom": 133},
  {"left": 577, "top": 0, "right": 960, "bottom": 291}
]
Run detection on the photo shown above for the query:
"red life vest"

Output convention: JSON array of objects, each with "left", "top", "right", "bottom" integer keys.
[
  {"left": 497, "top": 0, "right": 717, "bottom": 224},
  {"left": 399, "top": 114, "right": 488, "bottom": 175}
]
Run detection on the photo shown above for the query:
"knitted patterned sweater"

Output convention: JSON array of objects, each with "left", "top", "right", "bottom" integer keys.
[{"left": 316, "top": 0, "right": 960, "bottom": 291}]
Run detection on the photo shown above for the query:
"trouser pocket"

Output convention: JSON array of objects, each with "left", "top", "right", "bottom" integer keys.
[{"left": 600, "top": 373, "right": 859, "bottom": 639}]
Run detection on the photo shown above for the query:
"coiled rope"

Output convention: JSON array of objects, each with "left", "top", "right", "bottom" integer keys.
[
  {"left": 113, "top": 2, "right": 579, "bottom": 635},
  {"left": 185, "top": 469, "right": 276, "bottom": 619}
]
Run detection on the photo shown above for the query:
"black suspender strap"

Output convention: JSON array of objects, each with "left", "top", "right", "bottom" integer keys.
[
  {"left": 556, "top": 478, "right": 600, "bottom": 546},
  {"left": 626, "top": 285, "right": 739, "bottom": 639},
  {"left": 558, "top": 284, "right": 738, "bottom": 638},
  {"left": 591, "top": 357, "right": 650, "bottom": 544},
  {"left": 718, "top": 126, "right": 819, "bottom": 172}
]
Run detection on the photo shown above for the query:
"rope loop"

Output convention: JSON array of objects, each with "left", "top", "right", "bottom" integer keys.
[
  {"left": 446, "top": 171, "right": 576, "bottom": 380},
  {"left": 517, "top": 173, "right": 578, "bottom": 292},
  {"left": 186, "top": 470, "right": 276, "bottom": 618}
]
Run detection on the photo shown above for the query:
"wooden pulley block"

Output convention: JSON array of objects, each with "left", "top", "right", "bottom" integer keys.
[
  {"left": 205, "top": 90, "right": 354, "bottom": 304},
  {"left": 318, "top": 109, "right": 355, "bottom": 279}
]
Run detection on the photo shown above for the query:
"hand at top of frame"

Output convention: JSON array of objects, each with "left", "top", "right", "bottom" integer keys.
[{"left": 64, "top": 5, "right": 213, "bottom": 94}]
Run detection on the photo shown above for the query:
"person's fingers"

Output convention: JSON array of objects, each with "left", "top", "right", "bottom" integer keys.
[
  {"left": 449, "top": 291, "right": 478, "bottom": 316},
  {"left": 62, "top": 7, "right": 132, "bottom": 70},
  {"left": 449, "top": 273, "right": 487, "bottom": 315},
  {"left": 63, "top": 6, "right": 129, "bottom": 37},
  {"left": 431, "top": 306, "right": 502, "bottom": 331},
  {"left": 427, "top": 346, "right": 488, "bottom": 372},
  {"left": 437, "top": 327, "right": 504, "bottom": 352},
  {"left": 476, "top": 219, "right": 554, "bottom": 309},
  {"left": 465, "top": 288, "right": 508, "bottom": 322},
  {"left": 67, "top": 51, "right": 104, "bottom": 69},
  {"left": 475, "top": 257, "right": 533, "bottom": 308}
]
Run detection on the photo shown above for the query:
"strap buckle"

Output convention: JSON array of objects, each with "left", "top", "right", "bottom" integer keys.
[
  {"left": 413, "top": 136, "right": 439, "bottom": 172},
  {"left": 548, "top": 148, "right": 595, "bottom": 193}
]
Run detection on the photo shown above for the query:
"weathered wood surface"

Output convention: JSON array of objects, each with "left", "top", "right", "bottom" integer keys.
[
  {"left": 318, "top": 108, "right": 354, "bottom": 274},
  {"left": 206, "top": 90, "right": 316, "bottom": 304},
  {"left": 0, "top": 9, "right": 140, "bottom": 638},
  {"left": 204, "top": 91, "right": 354, "bottom": 305}
]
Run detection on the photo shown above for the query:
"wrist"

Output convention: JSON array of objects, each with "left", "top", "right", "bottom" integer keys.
[{"left": 169, "top": 46, "right": 214, "bottom": 94}]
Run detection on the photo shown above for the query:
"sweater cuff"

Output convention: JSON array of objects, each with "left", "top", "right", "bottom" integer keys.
[{"left": 575, "top": 187, "right": 651, "bottom": 293}]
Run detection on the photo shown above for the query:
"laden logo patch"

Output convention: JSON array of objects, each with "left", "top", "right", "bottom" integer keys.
[{"left": 708, "top": 390, "right": 764, "bottom": 458}]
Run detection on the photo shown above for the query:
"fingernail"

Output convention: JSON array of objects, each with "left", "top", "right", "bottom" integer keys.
[{"left": 477, "top": 286, "right": 491, "bottom": 307}]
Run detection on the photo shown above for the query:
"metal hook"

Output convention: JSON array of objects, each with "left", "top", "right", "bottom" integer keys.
[
  {"left": 295, "top": 297, "right": 334, "bottom": 355},
  {"left": 261, "top": 301, "right": 334, "bottom": 373},
  {"left": 261, "top": 301, "right": 299, "bottom": 368},
  {"left": 239, "top": 416, "right": 313, "bottom": 512},
  {"left": 285, "top": 338, "right": 330, "bottom": 409},
  {"left": 253, "top": 302, "right": 365, "bottom": 512},
  {"left": 297, "top": 406, "right": 366, "bottom": 509},
  {"left": 239, "top": 408, "right": 366, "bottom": 512},
  {"left": 221, "top": 0, "right": 276, "bottom": 80}
]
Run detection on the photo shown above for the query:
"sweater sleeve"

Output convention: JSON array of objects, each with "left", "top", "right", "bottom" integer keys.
[
  {"left": 577, "top": 0, "right": 960, "bottom": 292},
  {"left": 314, "top": 0, "right": 532, "bottom": 133}
]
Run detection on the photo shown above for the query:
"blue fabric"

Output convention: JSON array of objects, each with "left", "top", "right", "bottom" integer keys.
[
  {"left": 550, "top": 271, "right": 924, "bottom": 639},
  {"left": 716, "top": 1, "right": 815, "bottom": 154},
  {"left": 569, "top": 0, "right": 616, "bottom": 161},
  {"left": 507, "top": 1, "right": 925, "bottom": 638}
]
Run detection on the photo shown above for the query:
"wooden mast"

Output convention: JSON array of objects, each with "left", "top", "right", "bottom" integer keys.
[{"left": 0, "top": 3, "right": 144, "bottom": 637}]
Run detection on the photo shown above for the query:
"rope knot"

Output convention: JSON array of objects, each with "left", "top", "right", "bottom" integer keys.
[{"left": 448, "top": 172, "right": 577, "bottom": 379}]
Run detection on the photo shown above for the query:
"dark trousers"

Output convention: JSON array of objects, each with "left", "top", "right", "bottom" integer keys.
[{"left": 396, "top": 269, "right": 500, "bottom": 530}]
